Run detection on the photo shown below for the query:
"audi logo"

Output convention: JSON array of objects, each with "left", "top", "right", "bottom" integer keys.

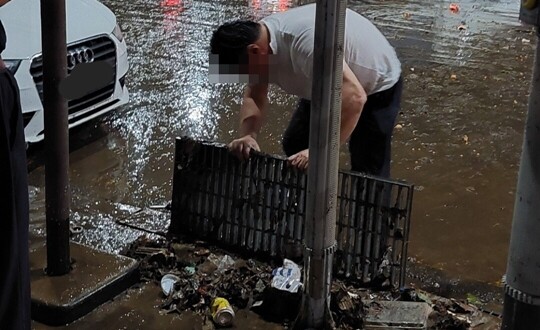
[{"left": 67, "top": 47, "right": 94, "bottom": 70}]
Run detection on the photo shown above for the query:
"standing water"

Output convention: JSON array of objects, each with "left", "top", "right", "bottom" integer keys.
[{"left": 27, "top": 0, "right": 535, "bottom": 299}]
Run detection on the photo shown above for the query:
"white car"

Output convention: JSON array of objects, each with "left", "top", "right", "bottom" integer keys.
[{"left": 0, "top": 0, "right": 129, "bottom": 144}]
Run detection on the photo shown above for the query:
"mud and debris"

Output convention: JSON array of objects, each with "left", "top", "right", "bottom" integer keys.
[
  {"left": 121, "top": 236, "right": 281, "bottom": 324},
  {"left": 400, "top": 286, "right": 499, "bottom": 329},
  {"left": 121, "top": 236, "right": 499, "bottom": 329},
  {"left": 330, "top": 282, "right": 365, "bottom": 330}
]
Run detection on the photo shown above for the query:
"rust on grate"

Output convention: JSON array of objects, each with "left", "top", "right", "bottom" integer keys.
[{"left": 168, "top": 137, "right": 414, "bottom": 288}]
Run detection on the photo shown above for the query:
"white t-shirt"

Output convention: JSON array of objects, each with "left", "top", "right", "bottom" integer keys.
[{"left": 260, "top": 4, "right": 402, "bottom": 98}]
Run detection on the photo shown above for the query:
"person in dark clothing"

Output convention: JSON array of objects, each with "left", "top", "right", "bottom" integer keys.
[{"left": 0, "top": 14, "right": 31, "bottom": 330}]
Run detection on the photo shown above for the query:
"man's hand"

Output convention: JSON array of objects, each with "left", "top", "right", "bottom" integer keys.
[
  {"left": 288, "top": 149, "right": 309, "bottom": 171},
  {"left": 228, "top": 135, "right": 260, "bottom": 161}
]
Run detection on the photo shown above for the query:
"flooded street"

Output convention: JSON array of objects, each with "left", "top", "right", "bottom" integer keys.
[{"left": 27, "top": 0, "right": 535, "bottom": 295}]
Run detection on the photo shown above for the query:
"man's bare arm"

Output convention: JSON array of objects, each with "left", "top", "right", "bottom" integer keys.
[
  {"left": 238, "top": 83, "right": 269, "bottom": 139},
  {"left": 287, "top": 61, "right": 367, "bottom": 171},
  {"left": 340, "top": 61, "right": 367, "bottom": 144},
  {"left": 228, "top": 82, "right": 269, "bottom": 160}
]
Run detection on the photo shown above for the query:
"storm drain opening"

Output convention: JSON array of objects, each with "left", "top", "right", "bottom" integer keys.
[{"left": 168, "top": 137, "right": 414, "bottom": 288}]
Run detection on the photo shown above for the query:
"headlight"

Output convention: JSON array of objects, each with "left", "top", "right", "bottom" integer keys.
[
  {"left": 4, "top": 60, "right": 21, "bottom": 74},
  {"left": 112, "top": 24, "right": 124, "bottom": 42}
]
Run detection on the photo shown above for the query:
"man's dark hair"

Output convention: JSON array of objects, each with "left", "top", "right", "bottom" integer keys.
[{"left": 210, "top": 20, "right": 261, "bottom": 66}]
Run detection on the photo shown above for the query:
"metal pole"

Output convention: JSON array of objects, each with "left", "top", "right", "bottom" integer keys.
[
  {"left": 294, "top": 0, "right": 347, "bottom": 328},
  {"left": 501, "top": 26, "right": 540, "bottom": 329},
  {"left": 41, "top": 0, "right": 71, "bottom": 275}
]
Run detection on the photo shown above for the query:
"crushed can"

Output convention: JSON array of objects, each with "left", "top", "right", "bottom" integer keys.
[{"left": 211, "top": 297, "right": 235, "bottom": 327}]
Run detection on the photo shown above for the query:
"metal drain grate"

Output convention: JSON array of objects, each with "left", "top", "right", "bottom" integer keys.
[{"left": 168, "top": 137, "right": 414, "bottom": 288}]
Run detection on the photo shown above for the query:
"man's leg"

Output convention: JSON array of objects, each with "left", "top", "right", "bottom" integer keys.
[
  {"left": 348, "top": 78, "right": 403, "bottom": 177},
  {"left": 282, "top": 98, "right": 311, "bottom": 157}
]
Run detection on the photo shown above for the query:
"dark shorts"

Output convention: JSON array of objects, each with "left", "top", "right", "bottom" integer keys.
[{"left": 282, "top": 77, "right": 403, "bottom": 178}]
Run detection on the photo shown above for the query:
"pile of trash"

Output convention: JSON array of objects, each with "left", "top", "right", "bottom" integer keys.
[
  {"left": 122, "top": 237, "right": 271, "bottom": 305},
  {"left": 121, "top": 236, "right": 370, "bottom": 328},
  {"left": 400, "top": 288, "right": 498, "bottom": 329},
  {"left": 121, "top": 236, "right": 498, "bottom": 329},
  {"left": 121, "top": 236, "right": 306, "bottom": 325}
]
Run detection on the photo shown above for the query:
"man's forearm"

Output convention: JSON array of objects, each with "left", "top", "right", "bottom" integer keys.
[
  {"left": 239, "top": 113, "right": 262, "bottom": 138},
  {"left": 339, "top": 93, "right": 365, "bottom": 144},
  {"left": 238, "top": 85, "right": 268, "bottom": 138},
  {"left": 338, "top": 61, "right": 367, "bottom": 145}
]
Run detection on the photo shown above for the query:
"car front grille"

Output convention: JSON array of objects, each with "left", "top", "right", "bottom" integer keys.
[{"left": 29, "top": 35, "right": 117, "bottom": 115}]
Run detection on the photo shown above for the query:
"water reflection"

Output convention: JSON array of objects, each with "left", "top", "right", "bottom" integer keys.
[
  {"left": 249, "top": 0, "right": 293, "bottom": 19},
  {"left": 161, "top": 0, "right": 185, "bottom": 32}
]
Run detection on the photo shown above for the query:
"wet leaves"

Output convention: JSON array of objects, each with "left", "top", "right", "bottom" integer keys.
[
  {"left": 401, "top": 288, "right": 492, "bottom": 330},
  {"left": 197, "top": 260, "right": 218, "bottom": 275},
  {"left": 429, "top": 300, "right": 470, "bottom": 330},
  {"left": 330, "top": 282, "right": 366, "bottom": 330},
  {"left": 123, "top": 236, "right": 274, "bottom": 317},
  {"left": 466, "top": 293, "right": 481, "bottom": 305},
  {"left": 194, "top": 248, "right": 211, "bottom": 256},
  {"left": 450, "top": 299, "right": 477, "bottom": 314},
  {"left": 417, "top": 291, "right": 433, "bottom": 305},
  {"left": 122, "top": 237, "right": 494, "bottom": 329}
]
